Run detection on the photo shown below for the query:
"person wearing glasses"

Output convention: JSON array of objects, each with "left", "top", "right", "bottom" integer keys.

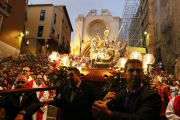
[
  {"left": 0, "top": 75, "right": 41, "bottom": 120},
  {"left": 32, "top": 74, "right": 49, "bottom": 120},
  {"left": 92, "top": 59, "right": 162, "bottom": 120},
  {"left": 22, "top": 67, "right": 36, "bottom": 88},
  {"left": 42, "top": 68, "right": 100, "bottom": 120}
]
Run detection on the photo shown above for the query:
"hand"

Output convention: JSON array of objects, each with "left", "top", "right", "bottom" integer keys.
[
  {"left": 41, "top": 98, "right": 53, "bottom": 106},
  {"left": 8, "top": 84, "right": 12, "bottom": 88},
  {"left": 92, "top": 100, "right": 111, "bottom": 120},
  {"left": 14, "top": 114, "right": 23, "bottom": 120},
  {"left": 103, "top": 92, "right": 116, "bottom": 101}
]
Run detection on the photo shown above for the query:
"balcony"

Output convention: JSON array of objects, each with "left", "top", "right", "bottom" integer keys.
[
  {"left": 161, "top": 15, "right": 173, "bottom": 34},
  {"left": 160, "top": 0, "right": 167, "bottom": 7},
  {"left": 49, "top": 33, "right": 59, "bottom": 43},
  {"left": 0, "top": 0, "right": 12, "bottom": 17}
]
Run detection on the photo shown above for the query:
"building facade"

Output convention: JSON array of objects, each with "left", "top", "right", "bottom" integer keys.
[
  {"left": 153, "top": 0, "right": 180, "bottom": 75},
  {"left": 0, "top": 0, "right": 28, "bottom": 59},
  {"left": 140, "top": 0, "right": 156, "bottom": 56},
  {"left": 55, "top": 6, "right": 73, "bottom": 54},
  {"left": 21, "top": 4, "right": 73, "bottom": 54},
  {"left": 71, "top": 9, "right": 122, "bottom": 56}
]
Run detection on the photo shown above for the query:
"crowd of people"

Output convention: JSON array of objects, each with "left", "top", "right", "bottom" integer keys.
[{"left": 0, "top": 54, "right": 180, "bottom": 120}]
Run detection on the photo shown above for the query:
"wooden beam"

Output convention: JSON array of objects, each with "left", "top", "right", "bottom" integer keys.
[{"left": 0, "top": 86, "right": 59, "bottom": 95}]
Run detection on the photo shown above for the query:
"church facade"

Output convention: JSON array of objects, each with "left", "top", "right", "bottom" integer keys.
[{"left": 71, "top": 9, "right": 122, "bottom": 56}]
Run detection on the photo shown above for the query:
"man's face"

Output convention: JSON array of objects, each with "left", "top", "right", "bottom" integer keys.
[
  {"left": 8, "top": 72, "right": 12, "bottom": 77},
  {"left": 67, "top": 70, "right": 79, "bottom": 87},
  {"left": 16, "top": 76, "right": 28, "bottom": 88},
  {"left": 125, "top": 63, "right": 143, "bottom": 91},
  {"left": 23, "top": 67, "right": 30, "bottom": 77},
  {"left": 10, "top": 69, "right": 13, "bottom": 73},
  {"left": 37, "top": 75, "right": 43, "bottom": 85}
]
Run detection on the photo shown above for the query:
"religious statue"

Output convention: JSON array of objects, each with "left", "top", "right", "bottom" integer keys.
[
  {"left": 104, "top": 27, "right": 109, "bottom": 46},
  {"left": 113, "top": 36, "right": 117, "bottom": 45},
  {"left": 89, "top": 24, "right": 126, "bottom": 68}
]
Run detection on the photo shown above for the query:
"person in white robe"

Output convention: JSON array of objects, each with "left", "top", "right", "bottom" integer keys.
[{"left": 33, "top": 75, "right": 49, "bottom": 120}]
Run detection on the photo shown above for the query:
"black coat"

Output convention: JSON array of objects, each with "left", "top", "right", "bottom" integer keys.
[
  {"left": 0, "top": 92, "right": 41, "bottom": 120},
  {"left": 110, "top": 86, "right": 162, "bottom": 120},
  {"left": 51, "top": 81, "right": 100, "bottom": 120}
]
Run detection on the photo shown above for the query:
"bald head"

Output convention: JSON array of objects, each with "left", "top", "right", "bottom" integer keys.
[{"left": 16, "top": 75, "right": 28, "bottom": 89}]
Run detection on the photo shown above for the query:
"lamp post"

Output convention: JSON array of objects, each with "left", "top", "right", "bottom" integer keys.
[
  {"left": 142, "top": 53, "right": 155, "bottom": 88},
  {"left": 117, "top": 57, "right": 127, "bottom": 71},
  {"left": 143, "top": 53, "right": 155, "bottom": 73},
  {"left": 130, "top": 51, "right": 142, "bottom": 61},
  {"left": 48, "top": 51, "right": 60, "bottom": 63}
]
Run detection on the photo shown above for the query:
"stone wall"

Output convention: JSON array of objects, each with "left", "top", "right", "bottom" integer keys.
[
  {"left": 147, "top": 0, "right": 156, "bottom": 56},
  {"left": 0, "top": 41, "right": 20, "bottom": 59}
]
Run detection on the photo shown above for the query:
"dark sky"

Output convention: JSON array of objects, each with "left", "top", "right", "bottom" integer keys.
[{"left": 29, "top": 0, "right": 125, "bottom": 41}]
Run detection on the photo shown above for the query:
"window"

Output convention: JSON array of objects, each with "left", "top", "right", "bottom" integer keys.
[
  {"left": 24, "top": 0, "right": 28, "bottom": 3},
  {"left": 103, "top": 12, "right": 106, "bottom": 15},
  {"left": 155, "top": 4, "right": 157, "bottom": 12},
  {"left": 62, "top": 19, "right": 64, "bottom": 23},
  {"left": 54, "top": 13, "right": 56, "bottom": 25},
  {"left": 0, "top": 15, "right": 3, "bottom": 32},
  {"left": 67, "top": 41, "right": 69, "bottom": 48},
  {"left": 91, "top": 12, "right": 95, "bottom": 15},
  {"left": 39, "top": 10, "right": 46, "bottom": 21},
  {"left": 52, "top": 27, "right": 55, "bottom": 34},
  {"left": 23, "top": 25, "right": 26, "bottom": 34},
  {"left": 57, "top": 34, "right": 59, "bottom": 39},
  {"left": 25, "top": 10, "right": 28, "bottom": 20},
  {"left": 37, "top": 26, "right": 44, "bottom": 37}
]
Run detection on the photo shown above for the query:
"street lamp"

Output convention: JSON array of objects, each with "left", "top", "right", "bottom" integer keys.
[
  {"left": 48, "top": 51, "right": 60, "bottom": 62},
  {"left": 117, "top": 57, "right": 127, "bottom": 69},
  {"left": 20, "top": 33, "right": 24, "bottom": 37},
  {"left": 142, "top": 53, "right": 155, "bottom": 65},
  {"left": 26, "top": 31, "right": 29, "bottom": 35},
  {"left": 144, "top": 32, "right": 147, "bottom": 35},
  {"left": 130, "top": 51, "right": 142, "bottom": 61},
  {"left": 143, "top": 53, "right": 155, "bottom": 88}
]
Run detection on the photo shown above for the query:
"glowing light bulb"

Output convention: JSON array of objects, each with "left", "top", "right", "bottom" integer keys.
[
  {"left": 134, "top": 53, "right": 137, "bottom": 59},
  {"left": 52, "top": 53, "right": 56, "bottom": 61}
]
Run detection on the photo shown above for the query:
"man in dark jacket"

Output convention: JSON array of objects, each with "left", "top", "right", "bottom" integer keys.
[
  {"left": 42, "top": 68, "right": 100, "bottom": 120},
  {"left": 0, "top": 75, "right": 41, "bottom": 120},
  {"left": 92, "top": 59, "right": 162, "bottom": 120}
]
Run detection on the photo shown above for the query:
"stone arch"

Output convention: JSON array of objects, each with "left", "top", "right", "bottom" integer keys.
[{"left": 81, "top": 43, "right": 91, "bottom": 56}]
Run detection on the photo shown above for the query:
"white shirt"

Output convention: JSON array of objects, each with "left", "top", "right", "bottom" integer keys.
[
  {"left": 20, "top": 93, "right": 25, "bottom": 105},
  {"left": 166, "top": 97, "right": 180, "bottom": 120}
]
